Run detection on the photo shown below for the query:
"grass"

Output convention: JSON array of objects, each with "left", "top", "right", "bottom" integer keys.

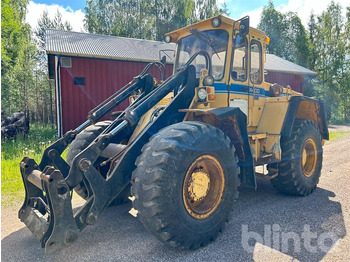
[
  {"left": 1, "top": 126, "right": 349, "bottom": 207},
  {"left": 1, "top": 125, "right": 68, "bottom": 206},
  {"left": 328, "top": 131, "right": 350, "bottom": 142}
]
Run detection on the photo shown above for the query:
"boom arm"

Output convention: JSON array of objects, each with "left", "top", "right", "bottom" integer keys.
[{"left": 18, "top": 64, "right": 195, "bottom": 253}]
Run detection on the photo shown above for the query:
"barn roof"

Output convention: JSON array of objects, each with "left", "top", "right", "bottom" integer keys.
[
  {"left": 264, "top": 54, "right": 316, "bottom": 76},
  {"left": 46, "top": 29, "right": 176, "bottom": 63},
  {"left": 46, "top": 29, "right": 316, "bottom": 76}
]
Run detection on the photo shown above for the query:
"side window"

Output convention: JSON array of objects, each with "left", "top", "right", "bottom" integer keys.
[
  {"left": 250, "top": 41, "right": 262, "bottom": 84},
  {"left": 193, "top": 54, "right": 207, "bottom": 78},
  {"left": 232, "top": 35, "right": 247, "bottom": 81},
  {"left": 178, "top": 50, "right": 206, "bottom": 78},
  {"left": 211, "top": 51, "right": 226, "bottom": 80},
  {"left": 178, "top": 50, "right": 190, "bottom": 68}
]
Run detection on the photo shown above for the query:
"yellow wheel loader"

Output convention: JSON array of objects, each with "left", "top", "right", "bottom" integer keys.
[{"left": 19, "top": 15, "right": 328, "bottom": 253}]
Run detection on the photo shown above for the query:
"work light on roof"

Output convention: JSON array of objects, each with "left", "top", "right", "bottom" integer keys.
[
  {"left": 211, "top": 17, "right": 222, "bottom": 28},
  {"left": 164, "top": 35, "right": 172, "bottom": 43}
]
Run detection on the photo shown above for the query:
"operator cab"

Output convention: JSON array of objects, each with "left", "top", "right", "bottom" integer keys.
[
  {"left": 165, "top": 15, "right": 272, "bottom": 128},
  {"left": 165, "top": 15, "right": 266, "bottom": 82}
]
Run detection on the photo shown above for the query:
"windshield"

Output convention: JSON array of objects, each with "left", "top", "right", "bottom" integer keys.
[{"left": 176, "top": 29, "right": 229, "bottom": 80}]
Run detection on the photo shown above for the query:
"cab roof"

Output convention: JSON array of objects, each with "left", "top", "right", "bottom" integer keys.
[{"left": 165, "top": 15, "right": 266, "bottom": 43}]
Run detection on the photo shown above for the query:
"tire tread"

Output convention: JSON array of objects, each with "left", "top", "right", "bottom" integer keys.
[{"left": 132, "top": 121, "right": 240, "bottom": 249}]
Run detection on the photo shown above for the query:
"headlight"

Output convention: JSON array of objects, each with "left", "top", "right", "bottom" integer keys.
[
  {"left": 211, "top": 17, "right": 222, "bottom": 28},
  {"left": 164, "top": 35, "right": 172, "bottom": 43},
  {"left": 203, "top": 75, "right": 214, "bottom": 86},
  {"left": 269, "top": 83, "right": 283, "bottom": 97},
  {"left": 197, "top": 88, "right": 207, "bottom": 101}
]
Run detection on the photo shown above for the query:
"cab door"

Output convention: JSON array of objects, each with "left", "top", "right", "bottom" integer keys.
[
  {"left": 229, "top": 34, "right": 250, "bottom": 120},
  {"left": 229, "top": 35, "right": 265, "bottom": 130},
  {"left": 247, "top": 38, "right": 265, "bottom": 128}
]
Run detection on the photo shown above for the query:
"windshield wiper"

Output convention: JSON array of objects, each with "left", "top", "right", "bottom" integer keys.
[{"left": 189, "top": 29, "right": 221, "bottom": 60}]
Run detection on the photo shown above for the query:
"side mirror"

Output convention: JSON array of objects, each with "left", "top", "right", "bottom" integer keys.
[
  {"left": 231, "top": 71, "right": 238, "bottom": 80},
  {"left": 161, "top": 55, "right": 166, "bottom": 65},
  {"left": 239, "top": 16, "right": 250, "bottom": 36}
]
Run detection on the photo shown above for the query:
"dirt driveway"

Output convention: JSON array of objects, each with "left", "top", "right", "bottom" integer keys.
[{"left": 2, "top": 127, "right": 350, "bottom": 261}]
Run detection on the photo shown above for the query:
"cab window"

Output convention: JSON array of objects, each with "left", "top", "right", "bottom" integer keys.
[
  {"left": 250, "top": 40, "right": 262, "bottom": 84},
  {"left": 232, "top": 34, "right": 247, "bottom": 82},
  {"left": 176, "top": 30, "right": 229, "bottom": 80}
]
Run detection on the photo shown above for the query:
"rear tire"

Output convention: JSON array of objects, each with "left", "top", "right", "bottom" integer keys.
[
  {"left": 271, "top": 119, "right": 323, "bottom": 196},
  {"left": 131, "top": 121, "right": 240, "bottom": 249},
  {"left": 67, "top": 121, "right": 130, "bottom": 204}
]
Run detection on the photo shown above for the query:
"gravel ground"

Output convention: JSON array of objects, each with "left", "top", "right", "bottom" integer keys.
[
  {"left": 2, "top": 127, "right": 350, "bottom": 262},
  {"left": 328, "top": 124, "right": 350, "bottom": 132}
]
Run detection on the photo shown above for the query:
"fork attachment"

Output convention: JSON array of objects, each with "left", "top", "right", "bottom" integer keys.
[
  {"left": 19, "top": 157, "right": 79, "bottom": 253},
  {"left": 18, "top": 65, "right": 191, "bottom": 253}
]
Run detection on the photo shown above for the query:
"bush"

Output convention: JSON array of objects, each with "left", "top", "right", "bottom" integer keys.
[{"left": 1, "top": 124, "right": 58, "bottom": 205}]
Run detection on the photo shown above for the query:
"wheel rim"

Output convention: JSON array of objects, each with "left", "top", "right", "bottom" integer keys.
[
  {"left": 183, "top": 155, "right": 225, "bottom": 219},
  {"left": 301, "top": 138, "right": 318, "bottom": 177}
]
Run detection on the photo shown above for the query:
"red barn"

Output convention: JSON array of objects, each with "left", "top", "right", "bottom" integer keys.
[
  {"left": 264, "top": 54, "right": 316, "bottom": 94},
  {"left": 46, "top": 29, "right": 316, "bottom": 136}
]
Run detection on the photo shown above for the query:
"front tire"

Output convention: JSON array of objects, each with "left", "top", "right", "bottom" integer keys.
[
  {"left": 131, "top": 122, "right": 240, "bottom": 249},
  {"left": 67, "top": 121, "right": 130, "bottom": 204},
  {"left": 271, "top": 119, "right": 323, "bottom": 196}
]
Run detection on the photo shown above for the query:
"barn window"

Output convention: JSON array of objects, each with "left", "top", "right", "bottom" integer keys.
[
  {"left": 61, "top": 57, "right": 72, "bottom": 68},
  {"left": 74, "top": 77, "right": 85, "bottom": 85},
  {"left": 48, "top": 54, "right": 55, "bottom": 79}
]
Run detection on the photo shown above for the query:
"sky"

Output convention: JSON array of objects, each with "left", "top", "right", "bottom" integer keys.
[{"left": 26, "top": 0, "right": 350, "bottom": 33}]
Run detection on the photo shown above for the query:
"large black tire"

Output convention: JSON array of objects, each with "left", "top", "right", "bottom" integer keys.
[
  {"left": 131, "top": 121, "right": 240, "bottom": 249},
  {"left": 67, "top": 121, "right": 112, "bottom": 166},
  {"left": 67, "top": 121, "right": 130, "bottom": 204},
  {"left": 271, "top": 119, "right": 323, "bottom": 196}
]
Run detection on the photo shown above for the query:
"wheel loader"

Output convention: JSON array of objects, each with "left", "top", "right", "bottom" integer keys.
[{"left": 19, "top": 15, "right": 328, "bottom": 253}]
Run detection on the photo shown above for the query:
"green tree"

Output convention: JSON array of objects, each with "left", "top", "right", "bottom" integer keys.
[
  {"left": 258, "top": 1, "right": 287, "bottom": 58},
  {"left": 84, "top": 0, "right": 225, "bottom": 41},
  {"left": 84, "top": 0, "right": 155, "bottom": 39},
  {"left": 35, "top": 10, "right": 72, "bottom": 56},
  {"left": 33, "top": 10, "right": 72, "bottom": 125},
  {"left": 1, "top": 0, "right": 35, "bottom": 115},
  {"left": 312, "top": 1, "right": 350, "bottom": 122},
  {"left": 259, "top": 1, "right": 350, "bottom": 122},
  {"left": 1, "top": 0, "right": 28, "bottom": 69},
  {"left": 155, "top": 0, "right": 194, "bottom": 40},
  {"left": 1, "top": 0, "right": 74, "bottom": 126},
  {"left": 195, "top": 0, "right": 222, "bottom": 21},
  {"left": 308, "top": 12, "right": 317, "bottom": 70},
  {"left": 285, "top": 12, "right": 310, "bottom": 67},
  {"left": 258, "top": 1, "right": 310, "bottom": 67}
]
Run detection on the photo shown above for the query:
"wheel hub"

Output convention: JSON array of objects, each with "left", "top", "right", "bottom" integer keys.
[
  {"left": 183, "top": 155, "right": 225, "bottom": 219},
  {"left": 301, "top": 138, "right": 317, "bottom": 177},
  {"left": 187, "top": 169, "right": 210, "bottom": 202}
]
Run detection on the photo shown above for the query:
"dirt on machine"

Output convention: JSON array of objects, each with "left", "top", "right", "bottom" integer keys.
[{"left": 18, "top": 15, "right": 328, "bottom": 253}]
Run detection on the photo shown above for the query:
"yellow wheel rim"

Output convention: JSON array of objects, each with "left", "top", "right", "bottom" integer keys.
[
  {"left": 301, "top": 138, "right": 317, "bottom": 177},
  {"left": 183, "top": 155, "right": 225, "bottom": 219}
]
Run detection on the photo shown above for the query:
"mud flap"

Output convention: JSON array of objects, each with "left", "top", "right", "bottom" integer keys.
[
  {"left": 208, "top": 107, "right": 256, "bottom": 188},
  {"left": 182, "top": 107, "right": 256, "bottom": 188},
  {"left": 19, "top": 157, "right": 79, "bottom": 253}
]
